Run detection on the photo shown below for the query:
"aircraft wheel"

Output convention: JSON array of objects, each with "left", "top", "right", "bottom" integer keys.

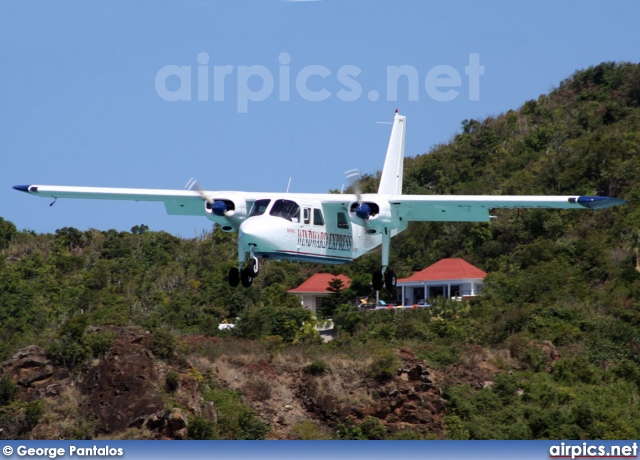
[
  {"left": 241, "top": 268, "right": 253, "bottom": 288},
  {"left": 248, "top": 257, "right": 259, "bottom": 277},
  {"left": 372, "top": 271, "right": 384, "bottom": 291},
  {"left": 229, "top": 268, "right": 240, "bottom": 287},
  {"left": 385, "top": 270, "right": 397, "bottom": 291}
]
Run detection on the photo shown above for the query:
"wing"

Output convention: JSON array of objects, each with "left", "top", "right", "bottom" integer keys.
[
  {"left": 12, "top": 184, "right": 358, "bottom": 230},
  {"left": 13, "top": 184, "right": 266, "bottom": 231},
  {"left": 14, "top": 184, "right": 208, "bottom": 216},
  {"left": 390, "top": 195, "right": 627, "bottom": 223}
]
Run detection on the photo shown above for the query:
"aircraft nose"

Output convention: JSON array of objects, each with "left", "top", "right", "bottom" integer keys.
[
  {"left": 239, "top": 218, "right": 267, "bottom": 249},
  {"left": 239, "top": 216, "right": 290, "bottom": 254}
]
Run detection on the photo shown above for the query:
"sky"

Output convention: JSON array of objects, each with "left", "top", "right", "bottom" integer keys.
[{"left": 2, "top": 0, "right": 639, "bottom": 238}]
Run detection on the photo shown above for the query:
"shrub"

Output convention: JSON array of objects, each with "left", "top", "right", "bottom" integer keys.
[
  {"left": 86, "top": 330, "right": 116, "bottom": 360},
  {"left": 368, "top": 350, "right": 400, "bottom": 382},
  {"left": 188, "top": 415, "right": 216, "bottom": 440},
  {"left": 150, "top": 328, "right": 177, "bottom": 360},
  {"left": 24, "top": 401, "right": 43, "bottom": 430},
  {"left": 244, "top": 378, "right": 272, "bottom": 402},
  {"left": 166, "top": 371, "right": 180, "bottom": 393},
  {"left": 291, "top": 421, "right": 331, "bottom": 440},
  {"left": 203, "top": 387, "right": 269, "bottom": 440},
  {"left": 303, "top": 360, "right": 328, "bottom": 376},
  {"left": 0, "top": 375, "right": 15, "bottom": 406},
  {"left": 335, "top": 422, "right": 365, "bottom": 440},
  {"left": 444, "top": 415, "right": 470, "bottom": 440},
  {"left": 359, "top": 416, "right": 386, "bottom": 440}
]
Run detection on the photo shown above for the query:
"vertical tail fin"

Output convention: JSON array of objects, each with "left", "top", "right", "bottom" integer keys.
[{"left": 378, "top": 111, "right": 406, "bottom": 195}]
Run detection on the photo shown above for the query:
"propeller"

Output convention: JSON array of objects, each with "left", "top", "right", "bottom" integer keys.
[
  {"left": 345, "top": 169, "right": 372, "bottom": 220},
  {"left": 186, "top": 178, "right": 228, "bottom": 216}
]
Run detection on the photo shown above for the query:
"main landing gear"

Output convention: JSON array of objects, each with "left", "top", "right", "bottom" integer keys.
[
  {"left": 372, "top": 269, "right": 397, "bottom": 291},
  {"left": 230, "top": 247, "right": 259, "bottom": 288},
  {"left": 372, "top": 227, "right": 396, "bottom": 292}
]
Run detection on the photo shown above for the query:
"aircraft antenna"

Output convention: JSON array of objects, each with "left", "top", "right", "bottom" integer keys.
[{"left": 286, "top": 177, "right": 292, "bottom": 193}]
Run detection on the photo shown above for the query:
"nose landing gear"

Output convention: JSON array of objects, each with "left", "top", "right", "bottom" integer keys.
[{"left": 230, "top": 245, "right": 259, "bottom": 288}]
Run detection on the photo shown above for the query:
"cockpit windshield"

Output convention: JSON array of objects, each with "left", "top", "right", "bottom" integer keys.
[
  {"left": 249, "top": 199, "right": 271, "bottom": 217},
  {"left": 270, "top": 199, "right": 300, "bottom": 222}
]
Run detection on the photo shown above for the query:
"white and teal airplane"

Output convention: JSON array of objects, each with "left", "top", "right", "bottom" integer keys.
[{"left": 14, "top": 111, "right": 626, "bottom": 289}]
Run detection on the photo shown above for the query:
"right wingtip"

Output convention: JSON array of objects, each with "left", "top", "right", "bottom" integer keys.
[{"left": 13, "top": 185, "right": 31, "bottom": 193}]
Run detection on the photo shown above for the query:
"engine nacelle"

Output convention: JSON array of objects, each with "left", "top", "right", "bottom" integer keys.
[
  {"left": 203, "top": 194, "right": 249, "bottom": 231},
  {"left": 349, "top": 201, "right": 379, "bottom": 220},
  {"left": 205, "top": 199, "right": 236, "bottom": 217},
  {"left": 348, "top": 200, "right": 393, "bottom": 233}
]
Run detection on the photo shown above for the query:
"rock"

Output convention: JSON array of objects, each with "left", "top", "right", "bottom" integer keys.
[
  {"left": 203, "top": 401, "right": 217, "bottom": 423},
  {"left": 167, "top": 409, "right": 189, "bottom": 440},
  {"left": 407, "top": 365, "right": 423, "bottom": 381},
  {"left": 541, "top": 340, "right": 561, "bottom": 362},
  {"left": 1, "top": 345, "right": 57, "bottom": 391},
  {"left": 79, "top": 328, "right": 164, "bottom": 434}
]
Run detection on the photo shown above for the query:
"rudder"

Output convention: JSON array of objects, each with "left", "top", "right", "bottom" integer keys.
[{"left": 378, "top": 111, "right": 406, "bottom": 195}]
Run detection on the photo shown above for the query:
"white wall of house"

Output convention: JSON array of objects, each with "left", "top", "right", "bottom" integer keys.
[
  {"left": 293, "top": 293, "right": 329, "bottom": 315},
  {"left": 398, "top": 278, "right": 484, "bottom": 305}
]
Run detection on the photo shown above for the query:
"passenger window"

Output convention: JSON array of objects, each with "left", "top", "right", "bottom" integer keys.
[
  {"left": 303, "top": 208, "right": 311, "bottom": 224},
  {"left": 313, "top": 208, "right": 324, "bottom": 226},
  {"left": 249, "top": 199, "right": 270, "bottom": 217},
  {"left": 337, "top": 212, "right": 349, "bottom": 229}
]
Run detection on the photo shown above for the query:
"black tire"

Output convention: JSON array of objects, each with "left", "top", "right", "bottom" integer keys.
[
  {"left": 372, "top": 270, "right": 384, "bottom": 291},
  {"left": 241, "top": 268, "right": 253, "bottom": 287},
  {"left": 385, "top": 270, "right": 397, "bottom": 291},
  {"left": 248, "top": 257, "right": 259, "bottom": 277},
  {"left": 229, "top": 267, "right": 240, "bottom": 287}
]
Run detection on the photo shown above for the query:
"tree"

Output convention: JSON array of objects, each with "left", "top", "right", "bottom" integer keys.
[{"left": 319, "top": 277, "right": 346, "bottom": 318}]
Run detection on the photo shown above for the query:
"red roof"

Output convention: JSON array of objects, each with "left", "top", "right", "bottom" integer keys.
[
  {"left": 397, "top": 258, "right": 486, "bottom": 283},
  {"left": 288, "top": 273, "right": 351, "bottom": 294}
]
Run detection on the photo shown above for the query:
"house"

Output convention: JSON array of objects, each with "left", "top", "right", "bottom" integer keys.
[
  {"left": 397, "top": 258, "right": 486, "bottom": 305},
  {"left": 287, "top": 273, "right": 351, "bottom": 315}
]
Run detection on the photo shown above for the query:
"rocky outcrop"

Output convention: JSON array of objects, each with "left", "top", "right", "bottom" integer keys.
[
  {"left": 79, "top": 328, "right": 165, "bottom": 434},
  {"left": 140, "top": 408, "right": 190, "bottom": 440},
  {"left": 299, "top": 347, "right": 446, "bottom": 436},
  {"left": 1, "top": 345, "right": 65, "bottom": 395}
]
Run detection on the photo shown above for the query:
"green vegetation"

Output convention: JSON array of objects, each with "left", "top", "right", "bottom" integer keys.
[{"left": 2, "top": 62, "right": 640, "bottom": 439}]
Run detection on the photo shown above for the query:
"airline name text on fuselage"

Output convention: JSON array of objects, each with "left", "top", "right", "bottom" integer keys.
[{"left": 297, "top": 229, "right": 352, "bottom": 252}]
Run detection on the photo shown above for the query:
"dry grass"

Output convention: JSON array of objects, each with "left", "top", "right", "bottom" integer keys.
[
  {"left": 95, "top": 427, "right": 155, "bottom": 440},
  {"left": 270, "top": 347, "right": 308, "bottom": 373},
  {"left": 313, "top": 369, "right": 375, "bottom": 411},
  {"left": 31, "top": 385, "right": 93, "bottom": 440}
]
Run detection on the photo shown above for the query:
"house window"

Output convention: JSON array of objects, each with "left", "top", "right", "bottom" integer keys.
[{"left": 428, "top": 286, "right": 445, "bottom": 299}]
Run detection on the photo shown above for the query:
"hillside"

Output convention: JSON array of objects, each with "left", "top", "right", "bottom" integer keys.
[{"left": 1, "top": 61, "right": 640, "bottom": 439}]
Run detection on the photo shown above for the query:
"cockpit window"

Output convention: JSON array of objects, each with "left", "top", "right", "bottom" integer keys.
[
  {"left": 270, "top": 199, "right": 300, "bottom": 222},
  {"left": 249, "top": 199, "right": 271, "bottom": 217}
]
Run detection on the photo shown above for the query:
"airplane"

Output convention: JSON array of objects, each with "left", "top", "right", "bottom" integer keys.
[{"left": 13, "top": 111, "right": 627, "bottom": 290}]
